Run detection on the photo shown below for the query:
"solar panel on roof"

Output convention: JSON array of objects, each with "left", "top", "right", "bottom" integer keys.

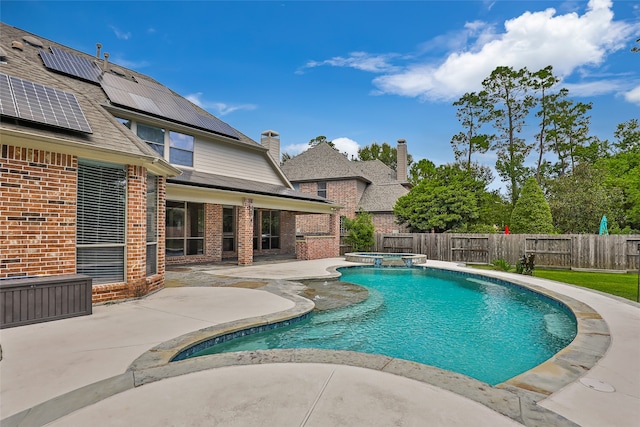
[
  {"left": 0, "top": 73, "right": 92, "bottom": 133},
  {"left": 100, "top": 73, "right": 239, "bottom": 139},
  {"left": 0, "top": 74, "right": 19, "bottom": 118},
  {"left": 197, "top": 114, "right": 239, "bottom": 139},
  {"left": 39, "top": 46, "right": 102, "bottom": 84}
]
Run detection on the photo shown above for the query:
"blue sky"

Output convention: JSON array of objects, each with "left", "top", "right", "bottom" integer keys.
[{"left": 3, "top": 1, "right": 639, "bottom": 185}]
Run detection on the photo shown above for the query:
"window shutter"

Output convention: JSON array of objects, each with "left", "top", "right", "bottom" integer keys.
[{"left": 77, "top": 163, "right": 126, "bottom": 284}]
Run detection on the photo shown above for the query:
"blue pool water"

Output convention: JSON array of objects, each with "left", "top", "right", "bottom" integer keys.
[{"left": 186, "top": 267, "right": 577, "bottom": 385}]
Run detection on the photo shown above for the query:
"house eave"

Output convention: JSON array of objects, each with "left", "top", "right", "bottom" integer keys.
[{"left": 0, "top": 126, "right": 181, "bottom": 176}]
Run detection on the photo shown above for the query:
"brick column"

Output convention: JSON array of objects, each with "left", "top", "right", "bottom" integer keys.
[
  {"left": 328, "top": 211, "right": 340, "bottom": 257},
  {"left": 237, "top": 198, "right": 254, "bottom": 265},
  {"left": 206, "top": 204, "right": 223, "bottom": 262},
  {"left": 146, "top": 176, "right": 166, "bottom": 294},
  {"left": 126, "top": 165, "right": 147, "bottom": 297}
]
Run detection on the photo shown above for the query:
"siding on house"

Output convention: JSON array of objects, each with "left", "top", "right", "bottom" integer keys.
[{"left": 195, "top": 139, "right": 283, "bottom": 186}]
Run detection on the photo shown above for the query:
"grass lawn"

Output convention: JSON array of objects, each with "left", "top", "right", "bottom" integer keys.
[
  {"left": 533, "top": 269, "right": 639, "bottom": 302},
  {"left": 472, "top": 265, "right": 639, "bottom": 301}
]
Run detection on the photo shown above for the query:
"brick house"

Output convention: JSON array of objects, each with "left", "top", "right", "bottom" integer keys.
[
  {"left": 0, "top": 24, "right": 340, "bottom": 303},
  {"left": 280, "top": 140, "right": 411, "bottom": 236}
]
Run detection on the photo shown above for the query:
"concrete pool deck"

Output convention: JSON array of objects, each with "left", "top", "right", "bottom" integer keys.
[{"left": 1, "top": 258, "right": 638, "bottom": 426}]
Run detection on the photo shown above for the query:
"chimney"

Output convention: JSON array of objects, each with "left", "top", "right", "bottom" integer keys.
[
  {"left": 103, "top": 52, "right": 110, "bottom": 72},
  {"left": 96, "top": 43, "right": 102, "bottom": 58},
  {"left": 397, "top": 139, "right": 408, "bottom": 182},
  {"left": 261, "top": 130, "right": 280, "bottom": 164}
]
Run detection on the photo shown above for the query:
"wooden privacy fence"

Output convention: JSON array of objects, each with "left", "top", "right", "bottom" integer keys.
[{"left": 374, "top": 233, "right": 640, "bottom": 272}]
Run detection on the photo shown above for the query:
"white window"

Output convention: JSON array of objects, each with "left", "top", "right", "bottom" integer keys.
[
  {"left": 169, "top": 131, "right": 194, "bottom": 167},
  {"left": 146, "top": 174, "right": 158, "bottom": 276},
  {"left": 76, "top": 162, "right": 126, "bottom": 284},
  {"left": 137, "top": 123, "right": 165, "bottom": 156}
]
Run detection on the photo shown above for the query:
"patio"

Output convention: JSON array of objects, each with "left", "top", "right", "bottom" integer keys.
[{"left": 1, "top": 258, "right": 638, "bottom": 426}]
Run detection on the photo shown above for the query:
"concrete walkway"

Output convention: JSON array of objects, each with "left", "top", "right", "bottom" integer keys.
[{"left": 1, "top": 258, "right": 638, "bottom": 426}]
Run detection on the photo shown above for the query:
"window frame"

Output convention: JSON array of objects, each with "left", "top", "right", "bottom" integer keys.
[
  {"left": 146, "top": 173, "right": 158, "bottom": 276},
  {"left": 166, "top": 201, "right": 205, "bottom": 257},
  {"left": 117, "top": 117, "right": 195, "bottom": 168},
  {"left": 260, "top": 210, "right": 280, "bottom": 250},
  {"left": 169, "top": 131, "right": 194, "bottom": 167},
  {"left": 317, "top": 181, "right": 327, "bottom": 198},
  {"left": 76, "top": 161, "right": 127, "bottom": 285},
  {"left": 222, "top": 206, "right": 235, "bottom": 252}
]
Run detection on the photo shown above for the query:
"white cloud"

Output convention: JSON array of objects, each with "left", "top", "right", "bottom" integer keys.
[
  {"left": 624, "top": 85, "right": 640, "bottom": 105},
  {"left": 185, "top": 92, "right": 257, "bottom": 116},
  {"left": 373, "top": 0, "right": 635, "bottom": 101},
  {"left": 282, "top": 137, "right": 361, "bottom": 159},
  {"left": 562, "top": 79, "right": 627, "bottom": 97},
  {"left": 332, "top": 137, "right": 361, "bottom": 159},
  {"left": 282, "top": 143, "right": 309, "bottom": 156},
  {"left": 297, "top": 52, "right": 399, "bottom": 74},
  {"left": 110, "top": 26, "right": 131, "bottom": 40}
]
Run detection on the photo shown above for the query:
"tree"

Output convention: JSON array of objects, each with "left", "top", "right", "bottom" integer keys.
[
  {"left": 342, "top": 211, "right": 375, "bottom": 251},
  {"left": 309, "top": 135, "right": 334, "bottom": 148},
  {"left": 546, "top": 93, "right": 593, "bottom": 175},
  {"left": 408, "top": 158, "right": 437, "bottom": 185},
  {"left": 596, "top": 122, "right": 640, "bottom": 232},
  {"left": 280, "top": 152, "right": 292, "bottom": 165},
  {"left": 357, "top": 142, "right": 413, "bottom": 171},
  {"left": 531, "top": 66, "right": 560, "bottom": 182},
  {"left": 547, "top": 163, "right": 623, "bottom": 233},
  {"left": 450, "top": 91, "right": 492, "bottom": 172},
  {"left": 482, "top": 66, "right": 536, "bottom": 206},
  {"left": 613, "top": 119, "right": 640, "bottom": 153},
  {"left": 394, "top": 164, "right": 481, "bottom": 232},
  {"left": 509, "top": 177, "right": 554, "bottom": 234}
]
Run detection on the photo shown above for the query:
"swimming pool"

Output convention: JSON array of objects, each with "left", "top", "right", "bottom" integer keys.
[{"left": 182, "top": 266, "right": 577, "bottom": 385}]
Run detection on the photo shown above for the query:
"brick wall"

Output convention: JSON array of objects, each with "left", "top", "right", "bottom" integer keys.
[
  {"left": 373, "top": 213, "right": 408, "bottom": 234},
  {"left": 280, "top": 211, "right": 296, "bottom": 253},
  {"left": 126, "top": 165, "right": 147, "bottom": 297},
  {"left": 295, "top": 179, "right": 406, "bottom": 235},
  {"left": 147, "top": 176, "right": 167, "bottom": 294},
  {"left": 0, "top": 144, "right": 169, "bottom": 303},
  {"left": 0, "top": 145, "right": 77, "bottom": 278},
  {"left": 295, "top": 180, "right": 361, "bottom": 234},
  {"left": 237, "top": 198, "right": 254, "bottom": 265},
  {"left": 296, "top": 236, "right": 339, "bottom": 260},
  {"left": 93, "top": 166, "right": 168, "bottom": 303},
  {"left": 295, "top": 213, "right": 340, "bottom": 260}
]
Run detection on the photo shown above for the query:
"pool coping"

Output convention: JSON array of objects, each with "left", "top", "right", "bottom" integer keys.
[
  {"left": 124, "top": 264, "right": 607, "bottom": 426},
  {"left": 4, "top": 263, "right": 610, "bottom": 427}
]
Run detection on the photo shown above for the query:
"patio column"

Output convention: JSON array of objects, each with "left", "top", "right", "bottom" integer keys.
[
  {"left": 237, "top": 198, "right": 254, "bottom": 265},
  {"left": 126, "top": 165, "right": 147, "bottom": 296},
  {"left": 328, "top": 209, "right": 341, "bottom": 257}
]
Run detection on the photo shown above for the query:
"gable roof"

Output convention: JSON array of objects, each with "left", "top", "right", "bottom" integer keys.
[
  {"left": 0, "top": 23, "right": 339, "bottom": 211},
  {"left": 0, "top": 24, "right": 172, "bottom": 173},
  {"left": 0, "top": 23, "right": 267, "bottom": 172},
  {"left": 281, "top": 142, "right": 409, "bottom": 212},
  {"left": 281, "top": 142, "right": 366, "bottom": 182}
]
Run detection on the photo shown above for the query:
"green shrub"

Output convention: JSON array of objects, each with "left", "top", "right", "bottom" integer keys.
[
  {"left": 510, "top": 177, "right": 554, "bottom": 234},
  {"left": 343, "top": 211, "right": 375, "bottom": 251},
  {"left": 491, "top": 259, "right": 512, "bottom": 271}
]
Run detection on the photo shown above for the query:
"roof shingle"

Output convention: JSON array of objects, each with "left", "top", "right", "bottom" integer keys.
[{"left": 282, "top": 142, "right": 409, "bottom": 212}]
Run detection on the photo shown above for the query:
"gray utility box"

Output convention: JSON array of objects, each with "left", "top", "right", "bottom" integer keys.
[{"left": 1, "top": 274, "right": 93, "bottom": 329}]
